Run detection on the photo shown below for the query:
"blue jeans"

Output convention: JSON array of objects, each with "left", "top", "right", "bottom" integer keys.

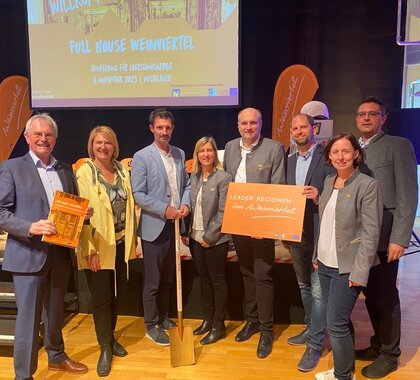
[
  {"left": 318, "top": 261, "right": 362, "bottom": 380},
  {"left": 290, "top": 245, "right": 326, "bottom": 351},
  {"left": 306, "top": 268, "right": 326, "bottom": 351}
]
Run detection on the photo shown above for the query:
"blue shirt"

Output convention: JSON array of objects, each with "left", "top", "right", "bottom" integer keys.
[
  {"left": 295, "top": 143, "right": 317, "bottom": 185},
  {"left": 29, "top": 150, "right": 63, "bottom": 207}
]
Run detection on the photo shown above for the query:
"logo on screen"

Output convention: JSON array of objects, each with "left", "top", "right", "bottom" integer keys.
[
  {"left": 172, "top": 89, "right": 181, "bottom": 97},
  {"left": 229, "top": 88, "right": 238, "bottom": 97},
  {"left": 208, "top": 88, "right": 217, "bottom": 96}
]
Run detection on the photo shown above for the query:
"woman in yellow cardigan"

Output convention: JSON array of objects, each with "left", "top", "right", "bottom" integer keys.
[{"left": 76, "top": 126, "right": 136, "bottom": 377}]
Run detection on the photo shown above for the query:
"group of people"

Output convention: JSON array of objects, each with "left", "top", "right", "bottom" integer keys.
[{"left": 0, "top": 97, "right": 417, "bottom": 380}]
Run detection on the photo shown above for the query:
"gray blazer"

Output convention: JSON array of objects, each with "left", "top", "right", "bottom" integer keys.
[
  {"left": 314, "top": 169, "right": 383, "bottom": 286},
  {"left": 188, "top": 169, "right": 232, "bottom": 246},
  {"left": 286, "top": 144, "right": 334, "bottom": 248},
  {"left": 224, "top": 137, "right": 286, "bottom": 184},
  {"left": 131, "top": 143, "right": 191, "bottom": 242},
  {"left": 0, "top": 153, "right": 76, "bottom": 273},
  {"left": 360, "top": 131, "right": 418, "bottom": 251}
]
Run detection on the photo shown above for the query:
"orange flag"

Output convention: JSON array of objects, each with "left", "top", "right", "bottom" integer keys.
[
  {"left": 272, "top": 65, "right": 318, "bottom": 149},
  {"left": 0, "top": 76, "right": 33, "bottom": 162}
]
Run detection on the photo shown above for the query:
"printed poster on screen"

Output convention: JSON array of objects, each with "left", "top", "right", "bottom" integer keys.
[{"left": 222, "top": 183, "right": 306, "bottom": 241}]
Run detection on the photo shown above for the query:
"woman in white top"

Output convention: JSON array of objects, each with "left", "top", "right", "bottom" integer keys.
[
  {"left": 182, "top": 136, "right": 232, "bottom": 345},
  {"left": 313, "top": 133, "right": 383, "bottom": 380}
]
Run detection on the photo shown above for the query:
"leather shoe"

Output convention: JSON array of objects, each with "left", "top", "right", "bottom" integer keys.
[
  {"left": 287, "top": 327, "right": 309, "bottom": 346},
  {"left": 355, "top": 345, "right": 380, "bottom": 361},
  {"left": 97, "top": 343, "right": 113, "bottom": 377},
  {"left": 361, "top": 355, "right": 398, "bottom": 379},
  {"left": 235, "top": 321, "right": 259, "bottom": 342},
  {"left": 112, "top": 339, "right": 128, "bottom": 357},
  {"left": 257, "top": 333, "right": 273, "bottom": 359},
  {"left": 200, "top": 327, "right": 227, "bottom": 345},
  {"left": 48, "top": 358, "right": 88, "bottom": 374},
  {"left": 193, "top": 320, "right": 213, "bottom": 335}
]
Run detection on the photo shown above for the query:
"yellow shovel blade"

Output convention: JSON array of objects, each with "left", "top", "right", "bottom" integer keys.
[{"left": 168, "top": 324, "right": 195, "bottom": 367}]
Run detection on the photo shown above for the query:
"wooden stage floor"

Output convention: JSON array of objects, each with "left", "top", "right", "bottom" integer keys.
[{"left": 2, "top": 246, "right": 420, "bottom": 379}]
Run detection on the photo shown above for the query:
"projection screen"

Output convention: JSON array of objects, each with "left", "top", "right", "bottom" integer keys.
[{"left": 25, "top": 0, "right": 239, "bottom": 108}]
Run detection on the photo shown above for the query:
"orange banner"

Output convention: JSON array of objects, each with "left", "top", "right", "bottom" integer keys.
[
  {"left": 0, "top": 76, "right": 32, "bottom": 162},
  {"left": 221, "top": 183, "right": 306, "bottom": 241},
  {"left": 272, "top": 65, "right": 318, "bottom": 150}
]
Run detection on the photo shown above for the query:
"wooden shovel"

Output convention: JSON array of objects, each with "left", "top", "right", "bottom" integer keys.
[{"left": 168, "top": 218, "right": 195, "bottom": 367}]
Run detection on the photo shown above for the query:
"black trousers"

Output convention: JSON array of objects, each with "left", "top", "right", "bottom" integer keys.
[
  {"left": 189, "top": 239, "right": 229, "bottom": 329},
  {"left": 141, "top": 220, "right": 175, "bottom": 329},
  {"left": 84, "top": 243, "right": 126, "bottom": 345},
  {"left": 233, "top": 235, "right": 275, "bottom": 334},
  {"left": 363, "top": 251, "right": 401, "bottom": 362}
]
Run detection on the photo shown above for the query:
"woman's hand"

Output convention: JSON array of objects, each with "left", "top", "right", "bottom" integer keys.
[
  {"left": 200, "top": 240, "right": 210, "bottom": 248},
  {"left": 181, "top": 236, "right": 189, "bottom": 246},
  {"left": 349, "top": 280, "right": 361, "bottom": 287},
  {"left": 87, "top": 253, "right": 101, "bottom": 272},
  {"left": 84, "top": 207, "right": 94, "bottom": 220}
]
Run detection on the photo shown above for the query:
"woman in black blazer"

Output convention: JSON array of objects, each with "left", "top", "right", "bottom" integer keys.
[{"left": 182, "top": 136, "right": 232, "bottom": 345}]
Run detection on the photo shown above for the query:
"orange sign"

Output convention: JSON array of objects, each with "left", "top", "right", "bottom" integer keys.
[
  {"left": 0, "top": 76, "right": 33, "bottom": 162},
  {"left": 222, "top": 183, "right": 306, "bottom": 241},
  {"left": 272, "top": 65, "right": 318, "bottom": 150}
]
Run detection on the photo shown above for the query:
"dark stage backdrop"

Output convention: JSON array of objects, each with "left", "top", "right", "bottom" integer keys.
[{"left": 1, "top": 0, "right": 416, "bottom": 163}]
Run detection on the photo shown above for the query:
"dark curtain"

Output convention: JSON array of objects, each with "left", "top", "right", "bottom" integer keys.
[{"left": 0, "top": 0, "right": 406, "bottom": 163}]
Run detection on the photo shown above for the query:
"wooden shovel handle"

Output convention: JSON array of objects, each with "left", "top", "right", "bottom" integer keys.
[{"left": 174, "top": 219, "right": 184, "bottom": 335}]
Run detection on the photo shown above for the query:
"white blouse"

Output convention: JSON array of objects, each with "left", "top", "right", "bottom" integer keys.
[{"left": 317, "top": 188, "right": 339, "bottom": 268}]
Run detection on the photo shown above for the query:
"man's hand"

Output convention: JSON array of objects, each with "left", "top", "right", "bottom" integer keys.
[
  {"left": 181, "top": 236, "right": 189, "bottom": 246},
  {"left": 178, "top": 204, "right": 190, "bottom": 218},
  {"left": 387, "top": 243, "right": 405, "bottom": 262},
  {"left": 303, "top": 185, "right": 319, "bottom": 203},
  {"left": 29, "top": 219, "right": 57, "bottom": 236},
  {"left": 84, "top": 207, "right": 94, "bottom": 220},
  {"left": 165, "top": 205, "right": 179, "bottom": 220}
]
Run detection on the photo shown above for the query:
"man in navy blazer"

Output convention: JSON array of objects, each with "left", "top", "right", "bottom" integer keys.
[
  {"left": 285, "top": 113, "right": 333, "bottom": 372},
  {"left": 0, "top": 114, "right": 89, "bottom": 379},
  {"left": 131, "top": 108, "right": 190, "bottom": 346}
]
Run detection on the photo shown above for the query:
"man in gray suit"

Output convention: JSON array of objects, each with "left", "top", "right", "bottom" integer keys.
[
  {"left": 0, "top": 114, "right": 89, "bottom": 379},
  {"left": 355, "top": 96, "right": 418, "bottom": 378},
  {"left": 285, "top": 113, "right": 333, "bottom": 372},
  {"left": 224, "top": 107, "right": 285, "bottom": 358},
  {"left": 131, "top": 108, "right": 190, "bottom": 346}
]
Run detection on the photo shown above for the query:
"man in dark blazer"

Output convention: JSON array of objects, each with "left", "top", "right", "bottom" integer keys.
[
  {"left": 224, "top": 107, "right": 285, "bottom": 359},
  {"left": 285, "top": 113, "right": 333, "bottom": 372},
  {"left": 131, "top": 108, "right": 190, "bottom": 346},
  {"left": 0, "top": 114, "right": 89, "bottom": 380},
  {"left": 355, "top": 96, "right": 418, "bottom": 378}
]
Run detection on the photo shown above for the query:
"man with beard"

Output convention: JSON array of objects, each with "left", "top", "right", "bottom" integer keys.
[
  {"left": 284, "top": 112, "right": 333, "bottom": 372},
  {"left": 131, "top": 108, "right": 190, "bottom": 346}
]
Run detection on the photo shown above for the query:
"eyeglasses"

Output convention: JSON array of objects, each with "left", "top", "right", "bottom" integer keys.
[{"left": 355, "top": 111, "right": 383, "bottom": 118}]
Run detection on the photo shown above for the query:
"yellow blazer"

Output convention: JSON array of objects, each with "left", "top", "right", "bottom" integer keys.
[{"left": 76, "top": 160, "right": 137, "bottom": 270}]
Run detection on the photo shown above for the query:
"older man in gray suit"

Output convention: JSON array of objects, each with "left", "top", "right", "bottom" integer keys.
[
  {"left": 355, "top": 96, "right": 418, "bottom": 378},
  {"left": 224, "top": 107, "right": 286, "bottom": 359},
  {"left": 0, "top": 114, "right": 89, "bottom": 380}
]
